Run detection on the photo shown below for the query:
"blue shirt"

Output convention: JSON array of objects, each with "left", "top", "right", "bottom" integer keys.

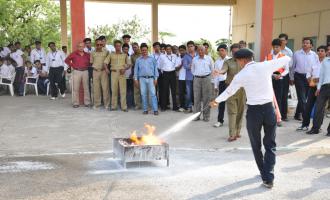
[
  {"left": 318, "top": 57, "right": 330, "bottom": 89},
  {"left": 134, "top": 55, "right": 159, "bottom": 80},
  {"left": 182, "top": 53, "right": 196, "bottom": 80}
]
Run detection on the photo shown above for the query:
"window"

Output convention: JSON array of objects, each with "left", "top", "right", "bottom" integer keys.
[
  {"left": 287, "top": 39, "right": 294, "bottom": 52},
  {"left": 248, "top": 42, "right": 255, "bottom": 51}
]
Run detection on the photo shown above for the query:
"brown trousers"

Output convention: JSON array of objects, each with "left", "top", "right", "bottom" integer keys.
[
  {"left": 111, "top": 71, "right": 127, "bottom": 110},
  {"left": 93, "top": 70, "right": 110, "bottom": 108},
  {"left": 72, "top": 70, "right": 90, "bottom": 106}
]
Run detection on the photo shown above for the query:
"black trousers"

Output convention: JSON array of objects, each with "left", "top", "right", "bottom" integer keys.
[
  {"left": 312, "top": 84, "right": 330, "bottom": 131},
  {"left": 272, "top": 78, "right": 283, "bottom": 116},
  {"left": 302, "top": 86, "right": 317, "bottom": 127},
  {"left": 126, "top": 79, "right": 134, "bottom": 108},
  {"left": 161, "top": 71, "right": 177, "bottom": 110},
  {"left": 294, "top": 72, "right": 309, "bottom": 118},
  {"left": 217, "top": 81, "right": 226, "bottom": 123},
  {"left": 49, "top": 67, "right": 65, "bottom": 97},
  {"left": 178, "top": 80, "right": 186, "bottom": 109},
  {"left": 246, "top": 102, "right": 276, "bottom": 182},
  {"left": 88, "top": 66, "right": 93, "bottom": 99},
  {"left": 157, "top": 71, "right": 164, "bottom": 106},
  {"left": 281, "top": 74, "right": 290, "bottom": 120}
]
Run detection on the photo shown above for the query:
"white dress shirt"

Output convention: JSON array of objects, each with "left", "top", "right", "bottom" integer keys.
[
  {"left": 25, "top": 66, "right": 38, "bottom": 77},
  {"left": 317, "top": 57, "right": 330, "bottom": 89},
  {"left": 46, "top": 50, "right": 66, "bottom": 68},
  {"left": 159, "top": 54, "right": 181, "bottom": 72},
  {"left": 152, "top": 53, "right": 162, "bottom": 69},
  {"left": 215, "top": 56, "right": 291, "bottom": 105},
  {"left": 306, "top": 58, "right": 321, "bottom": 79},
  {"left": 31, "top": 48, "right": 47, "bottom": 64},
  {"left": 84, "top": 47, "right": 95, "bottom": 53},
  {"left": 10, "top": 50, "right": 24, "bottom": 67},
  {"left": 0, "top": 64, "right": 15, "bottom": 78},
  {"left": 290, "top": 49, "right": 319, "bottom": 80},
  {"left": 0, "top": 47, "right": 11, "bottom": 58},
  {"left": 213, "top": 56, "right": 229, "bottom": 88},
  {"left": 265, "top": 52, "right": 289, "bottom": 79},
  {"left": 191, "top": 55, "right": 214, "bottom": 76},
  {"left": 178, "top": 57, "right": 186, "bottom": 80}
]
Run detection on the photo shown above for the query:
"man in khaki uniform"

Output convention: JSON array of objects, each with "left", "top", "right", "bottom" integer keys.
[
  {"left": 131, "top": 42, "right": 142, "bottom": 109},
  {"left": 91, "top": 38, "right": 110, "bottom": 109},
  {"left": 216, "top": 43, "right": 246, "bottom": 142},
  {"left": 104, "top": 40, "right": 131, "bottom": 111}
]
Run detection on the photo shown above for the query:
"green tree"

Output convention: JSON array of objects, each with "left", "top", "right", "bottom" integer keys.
[
  {"left": 0, "top": 0, "right": 61, "bottom": 47},
  {"left": 87, "top": 15, "right": 150, "bottom": 44},
  {"left": 159, "top": 31, "right": 176, "bottom": 43},
  {"left": 215, "top": 38, "right": 232, "bottom": 46},
  {"left": 193, "top": 38, "right": 217, "bottom": 60}
]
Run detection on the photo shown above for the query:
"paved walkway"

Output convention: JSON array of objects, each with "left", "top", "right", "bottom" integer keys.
[{"left": 0, "top": 95, "right": 329, "bottom": 200}]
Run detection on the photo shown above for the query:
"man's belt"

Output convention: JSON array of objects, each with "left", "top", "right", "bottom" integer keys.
[
  {"left": 73, "top": 67, "right": 88, "bottom": 71},
  {"left": 110, "top": 69, "right": 124, "bottom": 72},
  {"left": 140, "top": 76, "right": 154, "bottom": 79},
  {"left": 163, "top": 70, "right": 176, "bottom": 73},
  {"left": 194, "top": 74, "right": 210, "bottom": 78},
  {"left": 50, "top": 66, "right": 64, "bottom": 68},
  {"left": 93, "top": 68, "right": 105, "bottom": 72}
]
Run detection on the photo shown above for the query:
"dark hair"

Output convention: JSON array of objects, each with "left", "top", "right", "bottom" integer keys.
[
  {"left": 132, "top": 42, "right": 139, "bottom": 46},
  {"left": 48, "top": 42, "right": 55, "bottom": 47},
  {"left": 35, "top": 41, "right": 41, "bottom": 45},
  {"left": 239, "top": 40, "right": 246, "bottom": 45},
  {"left": 25, "top": 60, "right": 32, "bottom": 65},
  {"left": 165, "top": 44, "right": 172, "bottom": 49},
  {"left": 203, "top": 42, "right": 209, "bottom": 48},
  {"left": 62, "top": 46, "right": 67, "bottom": 50},
  {"left": 179, "top": 45, "right": 186, "bottom": 50},
  {"left": 217, "top": 44, "right": 228, "bottom": 51},
  {"left": 317, "top": 45, "right": 327, "bottom": 52},
  {"left": 122, "top": 34, "right": 131, "bottom": 39},
  {"left": 278, "top": 33, "right": 288, "bottom": 40},
  {"left": 302, "top": 37, "right": 313, "bottom": 46},
  {"left": 113, "top": 40, "right": 122, "bottom": 45},
  {"left": 234, "top": 49, "right": 254, "bottom": 59},
  {"left": 187, "top": 41, "right": 195, "bottom": 46},
  {"left": 122, "top": 43, "right": 129, "bottom": 49},
  {"left": 95, "top": 38, "right": 102, "bottom": 42},
  {"left": 83, "top": 38, "right": 92, "bottom": 43},
  {"left": 272, "top": 39, "right": 281, "bottom": 46},
  {"left": 230, "top": 43, "right": 240, "bottom": 51},
  {"left": 153, "top": 42, "right": 161, "bottom": 47},
  {"left": 160, "top": 43, "right": 166, "bottom": 48},
  {"left": 98, "top": 35, "right": 106, "bottom": 40},
  {"left": 140, "top": 43, "right": 148, "bottom": 49},
  {"left": 14, "top": 41, "right": 21, "bottom": 46},
  {"left": 34, "top": 60, "right": 41, "bottom": 64}
]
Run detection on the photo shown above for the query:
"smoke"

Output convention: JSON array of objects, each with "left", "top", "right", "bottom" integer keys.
[{"left": 159, "top": 112, "right": 201, "bottom": 139}]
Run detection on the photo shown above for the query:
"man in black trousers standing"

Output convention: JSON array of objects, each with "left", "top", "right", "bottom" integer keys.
[{"left": 211, "top": 49, "right": 291, "bottom": 188}]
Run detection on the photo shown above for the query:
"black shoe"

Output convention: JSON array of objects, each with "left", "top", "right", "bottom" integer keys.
[
  {"left": 294, "top": 116, "right": 302, "bottom": 121},
  {"left": 193, "top": 117, "right": 200, "bottom": 121},
  {"left": 262, "top": 181, "right": 274, "bottom": 189},
  {"left": 173, "top": 107, "right": 179, "bottom": 111},
  {"left": 160, "top": 109, "right": 166, "bottom": 112},
  {"left": 143, "top": 111, "right": 148, "bottom": 115},
  {"left": 306, "top": 129, "right": 319, "bottom": 135},
  {"left": 73, "top": 105, "right": 79, "bottom": 108},
  {"left": 326, "top": 132, "right": 330, "bottom": 137},
  {"left": 154, "top": 111, "right": 159, "bottom": 115},
  {"left": 282, "top": 118, "right": 289, "bottom": 122}
]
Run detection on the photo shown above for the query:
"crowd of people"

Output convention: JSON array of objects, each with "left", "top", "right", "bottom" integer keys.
[{"left": 1, "top": 33, "right": 330, "bottom": 139}]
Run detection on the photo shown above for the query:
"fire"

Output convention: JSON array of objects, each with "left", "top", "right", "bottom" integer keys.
[{"left": 129, "top": 124, "right": 163, "bottom": 145}]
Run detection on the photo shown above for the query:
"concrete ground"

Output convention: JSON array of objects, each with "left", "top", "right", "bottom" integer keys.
[{"left": 0, "top": 95, "right": 329, "bottom": 200}]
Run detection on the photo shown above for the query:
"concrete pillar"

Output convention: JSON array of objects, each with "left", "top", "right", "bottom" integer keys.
[
  {"left": 60, "top": 0, "right": 68, "bottom": 48},
  {"left": 151, "top": 0, "right": 159, "bottom": 44},
  {"left": 254, "top": 0, "right": 274, "bottom": 61},
  {"left": 70, "top": 0, "right": 85, "bottom": 51}
]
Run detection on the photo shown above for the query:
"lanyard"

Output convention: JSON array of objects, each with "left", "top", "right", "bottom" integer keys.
[
  {"left": 36, "top": 49, "right": 43, "bottom": 59},
  {"left": 51, "top": 51, "right": 57, "bottom": 60},
  {"left": 166, "top": 55, "right": 176, "bottom": 67},
  {"left": 153, "top": 54, "right": 160, "bottom": 62}
]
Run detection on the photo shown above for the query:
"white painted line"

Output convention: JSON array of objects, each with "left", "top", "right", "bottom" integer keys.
[{"left": 0, "top": 161, "right": 56, "bottom": 173}]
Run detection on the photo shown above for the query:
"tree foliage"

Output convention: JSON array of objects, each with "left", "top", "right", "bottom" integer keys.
[
  {"left": 159, "top": 31, "right": 176, "bottom": 43},
  {"left": 87, "top": 15, "right": 150, "bottom": 44},
  {"left": 0, "top": 0, "right": 61, "bottom": 47}
]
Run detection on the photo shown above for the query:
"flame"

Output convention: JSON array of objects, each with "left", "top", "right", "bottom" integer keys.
[{"left": 129, "top": 124, "right": 163, "bottom": 145}]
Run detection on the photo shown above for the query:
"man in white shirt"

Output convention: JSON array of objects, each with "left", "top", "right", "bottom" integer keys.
[
  {"left": 0, "top": 57, "right": 15, "bottom": 81},
  {"left": 211, "top": 49, "right": 291, "bottom": 189},
  {"left": 0, "top": 46, "right": 11, "bottom": 58},
  {"left": 9, "top": 44, "right": 25, "bottom": 96},
  {"left": 278, "top": 33, "right": 293, "bottom": 121},
  {"left": 178, "top": 45, "right": 187, "bottom": 112},
  {"left": 213, "top": 44, "right": 229, "bottom": 127},
  {"left": 83, "top": 38, "right": 95, "bottom": 101},
  {"left": 192, "top": 45, "right": 214, "bottom": 122},
  {"left": 159, "top": 44, "right": 181, "bottom": 111},
  {"left": 122, "top": 34, "right": 134, "bottom": 56},
  {"left": 290, "top": 38, "right": 319, "bottom": 121},
  {"left": 98, "top": 35, "right": 115, "bottom": 53},
  {"left": 152, "top": 42, "right": 164, "bottom": 107},
  {"left": 31, "top": 41, "right": 47, "bottom": 67},
  {"left": 46, "top": 42, "right": 66, "bottom": 100},
  {"left": 296, "top": 46, "right": 325, "bottom": 131}
]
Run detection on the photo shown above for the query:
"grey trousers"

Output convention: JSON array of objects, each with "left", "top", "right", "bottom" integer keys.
[{"left": 193, "top": 76, "right": 212, "bottom": 119}]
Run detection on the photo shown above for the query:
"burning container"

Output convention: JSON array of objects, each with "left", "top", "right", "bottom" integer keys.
[{"left": 112, "top": 124, "right": 169, "bottom": 168}]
